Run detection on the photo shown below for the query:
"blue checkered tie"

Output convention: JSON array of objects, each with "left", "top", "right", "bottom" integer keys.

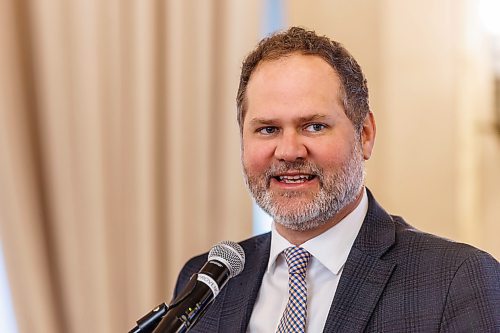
[{"left": 276, "top": 246, "right": 311, "bottom": 333}]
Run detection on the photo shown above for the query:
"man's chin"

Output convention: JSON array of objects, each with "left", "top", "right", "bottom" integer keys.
[
  {"left": 273, "top": 215, "right": 327, "bottom": 232},
  {"left": 268, "top": 189, "right": 317, "bottom": 203},
  {"left": 258, "top": 191, "right": 317, "bottom": 212}
]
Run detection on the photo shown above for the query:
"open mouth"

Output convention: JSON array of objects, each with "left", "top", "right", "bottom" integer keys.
[{"left": 273, "top": 174, "right": 316, "bottom": 184}]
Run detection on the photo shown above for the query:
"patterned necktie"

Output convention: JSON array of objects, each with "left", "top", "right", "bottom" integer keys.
[{"left": 276, "top": 246, "right": 312, "bottom": 333}]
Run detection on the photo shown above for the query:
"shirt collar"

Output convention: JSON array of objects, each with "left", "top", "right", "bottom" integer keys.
[{"left": 268, "top": 187, "right": 368, "bottom": 275}]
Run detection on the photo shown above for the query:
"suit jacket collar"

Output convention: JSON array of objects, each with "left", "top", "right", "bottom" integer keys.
[{"left": 322, "top": 188, "right": 397, "bottom": 332}]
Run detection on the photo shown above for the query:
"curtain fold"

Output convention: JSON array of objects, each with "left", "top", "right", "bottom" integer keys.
[{"left": 0, "top": 1, "right": 260, "bottom": 332}]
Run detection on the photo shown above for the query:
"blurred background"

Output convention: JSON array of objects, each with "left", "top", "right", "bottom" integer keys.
[{"left": 0, "top": 0, "right": 499, "bottom": 332}]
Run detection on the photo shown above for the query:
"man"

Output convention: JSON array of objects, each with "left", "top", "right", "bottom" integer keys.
[{"left": 174, "top": 27, "right": 499, "bottom": 332}]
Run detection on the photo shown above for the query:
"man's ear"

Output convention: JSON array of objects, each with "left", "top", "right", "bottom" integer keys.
[{"left": 361, "top": 112, "right": 376, "bottom": 160}]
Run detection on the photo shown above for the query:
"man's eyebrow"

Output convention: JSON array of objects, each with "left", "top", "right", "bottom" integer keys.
[
  {"left": 297, "top": 114, "right": 330, "bottom": 122},
  {"left": 247, "top": 118, "right": 279, "bottom": 126},
  {"left": 248, "top": 114, "right": 332, "bottom": 127}
]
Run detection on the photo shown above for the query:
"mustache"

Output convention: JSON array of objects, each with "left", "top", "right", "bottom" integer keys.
[{"left": 264, "top": 160, "right": 324, "bottom": 183}]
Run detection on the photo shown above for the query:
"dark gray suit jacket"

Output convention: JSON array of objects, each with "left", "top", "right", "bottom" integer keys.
[{"left": 174, "top": 191, "right": 500, "bottom": 332}]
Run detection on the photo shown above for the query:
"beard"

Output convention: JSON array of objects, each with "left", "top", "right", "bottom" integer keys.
[{"left": 243, "top": 140, "right": 365, "bottom": 232}]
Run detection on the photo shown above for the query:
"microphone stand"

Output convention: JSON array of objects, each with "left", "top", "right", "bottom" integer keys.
[{"left": 128, "top": 303, "right": 168, "bottom": 333}]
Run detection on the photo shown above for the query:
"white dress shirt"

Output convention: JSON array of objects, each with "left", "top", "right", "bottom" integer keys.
[{"left": 247, "top": 188, "right": 368, "bottom": 333}]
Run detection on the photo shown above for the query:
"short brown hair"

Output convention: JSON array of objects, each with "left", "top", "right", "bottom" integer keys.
[{"left": 236, "top": 26, "right": 370, "bottom": 133}]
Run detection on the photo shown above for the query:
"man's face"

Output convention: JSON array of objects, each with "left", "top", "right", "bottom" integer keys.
[{"left": 241, "top": 54, "right": 365, "bottom": 231}]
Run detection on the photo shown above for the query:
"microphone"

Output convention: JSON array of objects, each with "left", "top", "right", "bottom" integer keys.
[
  {"left": 151, "top": 241, "right": 245, "bottom": 333},
  {"left": 128, "top": 303, "right": 168, "bottom": 333}
]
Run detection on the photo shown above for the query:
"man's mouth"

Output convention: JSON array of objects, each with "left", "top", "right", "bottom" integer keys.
[{"left": 272, "top": 174, "right": 316, "bottom": 184}]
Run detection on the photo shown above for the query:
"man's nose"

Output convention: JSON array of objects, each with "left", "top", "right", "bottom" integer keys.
[{"left": 274, "top": 131, "right": 307, "bottom": 161}]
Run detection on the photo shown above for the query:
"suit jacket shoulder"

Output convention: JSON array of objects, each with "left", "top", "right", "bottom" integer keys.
[
  {"left": 325, "top": 190, "right": 500, "bottom": 332},
  {"left": 389, "top": 218, "right": 500, "bottom": 332}
]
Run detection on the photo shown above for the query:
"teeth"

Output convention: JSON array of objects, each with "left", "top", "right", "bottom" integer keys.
[{"left": 277, "top": 175, "right": 313, "bottom": 183}]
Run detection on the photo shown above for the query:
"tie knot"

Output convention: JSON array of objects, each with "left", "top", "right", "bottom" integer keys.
[{"left": 283, "top": 246, "right": 311, "bottom": 276}]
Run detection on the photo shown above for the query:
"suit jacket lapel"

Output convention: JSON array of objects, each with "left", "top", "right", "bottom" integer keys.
[
  {"left": 216, "top": 233, "right": 271, "bottom": 333},
  {"left": 323, "top": 190, "right": 396, "bottom": 333}
]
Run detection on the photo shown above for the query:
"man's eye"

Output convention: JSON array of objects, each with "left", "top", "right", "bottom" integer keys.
[
  {"left": 305, "top": 123, "right": 326, "bottom": 132},
  {"left": 258, "top": 127, "right": 278, "bottom": 135}
]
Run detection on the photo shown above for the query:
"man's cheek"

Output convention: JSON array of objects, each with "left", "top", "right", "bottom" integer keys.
[{"left": 244, "top": 153, "right": 266, "bottom": 171}]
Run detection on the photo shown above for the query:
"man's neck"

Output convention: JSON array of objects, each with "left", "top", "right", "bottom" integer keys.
[{"left": 275, "top": 188, "right": 364, "bottom": 246}]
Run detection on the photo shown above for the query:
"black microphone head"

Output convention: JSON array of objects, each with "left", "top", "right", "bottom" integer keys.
[{"left": 208, "top": 241, "right": 245, "bottom": 278}]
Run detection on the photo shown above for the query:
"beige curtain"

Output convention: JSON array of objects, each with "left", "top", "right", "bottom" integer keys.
[{"left": 0, "top": 1, "right": 260, "bottom": 332}]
